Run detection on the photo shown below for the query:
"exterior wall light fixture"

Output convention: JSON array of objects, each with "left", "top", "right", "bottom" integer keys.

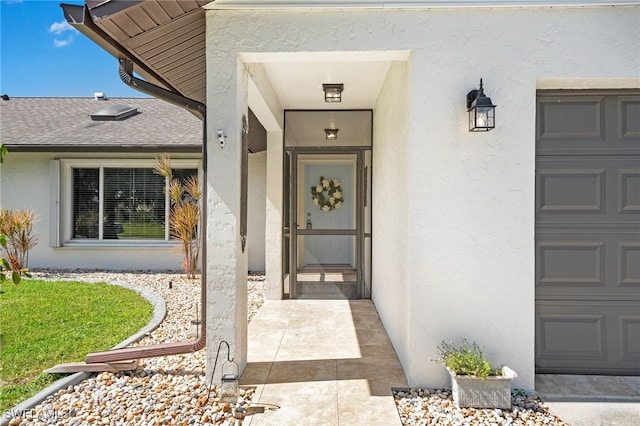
[
  {"left": 325, "top": 128, "right": 339, "bottom": 140},
  {"left": 466, "top": 78, "right": 496, "bottom": 132},
  {"left": 323, "top": 84, "right": 344, "bottom": 103}
]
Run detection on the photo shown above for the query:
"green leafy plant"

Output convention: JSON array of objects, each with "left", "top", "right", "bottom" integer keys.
[
  {"left": 154, "top": 154, "right": 201, "bottom": 279},
  {"left": 433, "top": 338, "right": 501, "bottom": 379}
]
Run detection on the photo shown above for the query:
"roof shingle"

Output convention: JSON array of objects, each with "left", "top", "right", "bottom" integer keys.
[{"left": 0, "top": 97, "right": 202, "bottom": 152}]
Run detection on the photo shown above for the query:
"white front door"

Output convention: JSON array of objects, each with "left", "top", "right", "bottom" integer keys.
[{"left": 302, "top": 162, "right": 354, "bottom": 266}]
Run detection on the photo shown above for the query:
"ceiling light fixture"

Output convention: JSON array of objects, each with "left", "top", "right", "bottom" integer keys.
[
  {"left": 325, "top": 128, "right": 339, "bottom": 140},
  {"left": 323, "top": 84, "right": 344, "bottom": 103}
]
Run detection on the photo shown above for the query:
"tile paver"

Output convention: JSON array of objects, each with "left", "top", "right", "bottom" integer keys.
[{"left": 242, "top": 299, "right": 407, "bottom": 425}]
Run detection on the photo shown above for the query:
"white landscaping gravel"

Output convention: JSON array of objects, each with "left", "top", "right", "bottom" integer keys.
[{"left": 393, "top": 388, "right": 568, "bottom": 425}]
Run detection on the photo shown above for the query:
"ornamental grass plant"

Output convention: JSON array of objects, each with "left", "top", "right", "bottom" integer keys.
[
  {"left": 154, "top": 154, "right": 201, "bottom": 279},
  {"left": 0, "top": 208, "right": 38, "bottom": 271},
  {"left": 0, "top": 145, "right": 35, "bottom": 284}
]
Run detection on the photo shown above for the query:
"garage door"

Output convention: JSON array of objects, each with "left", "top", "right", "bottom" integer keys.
[{"left": 535, "top": 90, "right": 640, "bottom": 374}]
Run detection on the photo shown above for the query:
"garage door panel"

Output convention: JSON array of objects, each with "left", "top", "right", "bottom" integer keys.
[
  {"left": 621, "top": 316, "right": 640, "bottom": 362},
  {"left": 537, "top": 96, "right": 605, "bottom": 142},
  {"left": 537, "top": 312, "right": 606, "bottom": 360},
  {"left": 537, "top": 241, "right": 604, "bottom": 286},
  {"left": 537, "top": 169, "right": 604, "bottom": 213},
  {"left": 537, "top": 157, "right": 640, "bottom": 223},
  {"left": 536, "top": 234, "right": 640, "bottom": 298},
  {"left": 536, "top": 301, "right": 640, "bottom": 374},
  {"left": 620, "top": 170, "right": 640, "bottom": 212},
  {"left": 620, "top": 243, "right": 640, "bottom": 287},
  {"left": 618, "top": 97, "right": 640, "bottom": 140}
]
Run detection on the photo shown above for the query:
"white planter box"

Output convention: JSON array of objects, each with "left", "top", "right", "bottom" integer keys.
[{"left": 447, "top": 366, "right": 517, "bottom": 409}]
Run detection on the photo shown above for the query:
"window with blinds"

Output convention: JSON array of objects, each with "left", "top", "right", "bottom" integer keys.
[{"left": 72, "top": 167, "right": 197, "bottom": 240}]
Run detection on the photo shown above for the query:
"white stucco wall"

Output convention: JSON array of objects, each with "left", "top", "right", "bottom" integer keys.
[
  {"left": 0, "top": 151, "right": 267, "bottom": 272},
  {"left": 205, "top": 5, "right": 640, "bottom": 388},
  {"left": 372, "top": 60, "right": 412, "bottom": 377}
]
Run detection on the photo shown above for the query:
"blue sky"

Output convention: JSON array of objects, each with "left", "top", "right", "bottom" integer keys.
[{"left": 1, "top": 0, "right": 142, "bottom": 97}]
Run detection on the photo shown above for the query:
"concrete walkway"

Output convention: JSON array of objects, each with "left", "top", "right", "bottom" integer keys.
[
  {"left": 536, "top": 374, "right": 640, "bottom": 426},
  {"left": 240, "top": 299, "right": 407, "bottom": 425}
]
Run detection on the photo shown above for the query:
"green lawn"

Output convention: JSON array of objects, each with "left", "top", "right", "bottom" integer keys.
[
  {"left": 0, "top": 279, "right": 153, "bottom": 411},
  {"left": 119, "top": 221, "right": 165, "bottom": 238}
]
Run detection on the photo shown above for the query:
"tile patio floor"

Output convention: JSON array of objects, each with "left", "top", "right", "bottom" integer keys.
[{"left": 240, "top": 299, "right": 407, "bottom": 425}]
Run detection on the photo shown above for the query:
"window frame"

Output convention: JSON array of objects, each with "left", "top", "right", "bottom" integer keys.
[{"left": 59, "top": 158, "right": 201, "bottom": 247}]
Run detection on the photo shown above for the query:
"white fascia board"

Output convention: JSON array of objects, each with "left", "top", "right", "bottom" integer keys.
[
  {"left": 239, "top": 50, "right": 411, "bottom": 63},
  {"left": 207, "top": 0, "right": 640, "bottom": 10}
]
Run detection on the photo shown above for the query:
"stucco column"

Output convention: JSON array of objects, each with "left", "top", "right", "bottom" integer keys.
[
  {"left": 205, "top": 44, "right": 248, "bottom": 381},
  {"left": 265, "top": 130, "right": 283, "bottom": 300}
]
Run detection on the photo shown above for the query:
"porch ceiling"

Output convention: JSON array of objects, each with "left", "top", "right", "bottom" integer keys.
[{"left": 261, "top": 59, "right": 394, "bottom": 110}]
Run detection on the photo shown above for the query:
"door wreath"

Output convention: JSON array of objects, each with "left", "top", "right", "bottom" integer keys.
[{"left": 310, "top": 176, "right": 344, "bottom": 211}]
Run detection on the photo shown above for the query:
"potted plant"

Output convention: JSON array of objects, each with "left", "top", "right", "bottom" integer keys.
[{"left": 433, "top": 338, "right": 517, "bottom": 409}]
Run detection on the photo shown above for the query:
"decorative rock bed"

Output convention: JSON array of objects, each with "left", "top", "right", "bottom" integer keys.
[{"left": 393, "top": 388, "right": 567, "bottom": 425}]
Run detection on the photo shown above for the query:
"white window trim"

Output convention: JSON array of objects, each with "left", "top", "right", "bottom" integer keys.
[
  {"left": 59, "top": 158, "right": 201, "bottom": 248},
  {"left": 49, "top": 159, "right": 61, "bottom": 248}
]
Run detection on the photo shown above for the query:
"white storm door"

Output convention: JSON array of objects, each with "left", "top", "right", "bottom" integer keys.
[{"left": 298, "top": 157, "right": 356, "bottom": 267}]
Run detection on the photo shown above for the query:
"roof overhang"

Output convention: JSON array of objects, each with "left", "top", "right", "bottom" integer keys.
[{"left": 61, "top": 1, "right": 211, "bottom": 105}]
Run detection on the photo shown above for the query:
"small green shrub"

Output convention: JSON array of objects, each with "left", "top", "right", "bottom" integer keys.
[{"left": 433, "top": 338, "right": 501, "bottom": 379}]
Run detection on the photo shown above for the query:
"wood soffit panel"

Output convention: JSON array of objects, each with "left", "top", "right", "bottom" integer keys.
[{"left": 91, "top": 0, "right": 210, "bottom": 105}]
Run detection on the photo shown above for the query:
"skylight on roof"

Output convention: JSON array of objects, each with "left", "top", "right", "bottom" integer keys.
[{"left": 90, "top": 104, "right": 138, "bottom": 121}]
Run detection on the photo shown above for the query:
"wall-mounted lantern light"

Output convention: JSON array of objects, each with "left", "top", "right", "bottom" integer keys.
[
  {"left": 325, "top": 128, "right": 339, "bottom": 140},
  {"left": 466, "top": 78, "right": 496, "bottom": 132},
  {"left": 323, "top": 84, "right": 344, "bottom": 103}
]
